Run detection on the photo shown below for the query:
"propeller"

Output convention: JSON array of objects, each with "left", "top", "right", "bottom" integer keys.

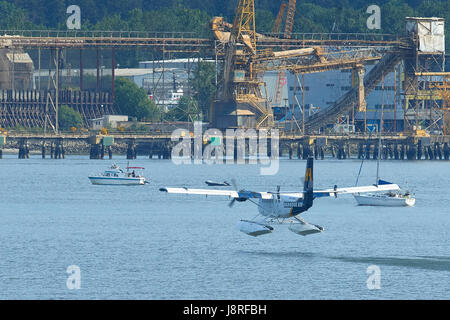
[
  {"left": 231, "top": 178, "right": 238, "bottom": 191},
  {"left": 228, "top": 178, "right": 239, "bottom": 208}
]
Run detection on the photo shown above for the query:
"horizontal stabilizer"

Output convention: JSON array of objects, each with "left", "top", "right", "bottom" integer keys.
[{"left": 313, "top": 183, "right": 400, "bottom": 197}]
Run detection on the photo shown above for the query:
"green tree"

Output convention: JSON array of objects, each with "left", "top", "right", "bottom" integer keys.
[
  {"left": 3, "top": 0, "right": 450, "bottom": 53},
  {"left": 0, "top": 1, "right": 33, "bottom": 29},
  {"left": 58, "top": 105, "right": 84, "bottom": 130},
  {"left": 191, "top": 61, "right": 217, "bottom": 120},
  {"left": 165, "top": 96, "right": 201, "bottom": 122},
  {"left": 381, "top": 0, "right": 415, "bottom": 35},
  {"left": 256, "top": 9, "right": 275, "bottom": 33},
  {"left": 114, "top": 77, "right": 161, "bottom": 121},
  {"left": 93, "top": 14, "right": 129, "bottom": 31}
]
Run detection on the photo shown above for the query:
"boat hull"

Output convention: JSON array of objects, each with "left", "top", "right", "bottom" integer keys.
[
  {"left": 88, "top": 176, "right": 145, "bottom": 185},
  {"left": 353, "top": 194, "right": 415, "bottom": 207}
]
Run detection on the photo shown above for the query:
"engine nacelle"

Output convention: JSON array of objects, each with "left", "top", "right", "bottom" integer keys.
[{"left": 237, "top": 220, "right": 273, "bottom": 237}]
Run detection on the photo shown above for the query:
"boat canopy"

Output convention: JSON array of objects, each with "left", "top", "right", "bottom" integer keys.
[{"left": 378, "top": 179, "right": 394, "bottom": 185}]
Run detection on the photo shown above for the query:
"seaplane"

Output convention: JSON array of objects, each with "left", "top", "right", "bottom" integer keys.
[{"left": 159, "top": 157, "right": 400, "bottom": 237}]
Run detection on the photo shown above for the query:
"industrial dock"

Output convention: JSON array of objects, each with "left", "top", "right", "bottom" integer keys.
[{"left": 0, "top": 1, "right": 449, "bottom": 162}]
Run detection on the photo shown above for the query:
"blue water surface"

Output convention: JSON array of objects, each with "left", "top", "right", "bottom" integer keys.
[{"left": 0, "top": 155, "right": 448, "bottom": 299}]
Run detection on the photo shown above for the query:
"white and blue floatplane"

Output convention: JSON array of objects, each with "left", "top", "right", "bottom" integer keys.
[
  {"left": 160, "top": 157, "right": 401, "bottom": 237},
  {"left": 88, "top": 164, "right": 147, "bottom": 185}
]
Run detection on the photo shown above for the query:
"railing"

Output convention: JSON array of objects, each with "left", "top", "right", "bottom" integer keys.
[
  {"left": 4, "top": 129, "right": 448, "bottom": 142},
  {"left": 0, "top": 30, "right": 407, "bottom": 45},
  {"left": 262, "top": 32, "right": 402, "bottom": 42},
  {"left": 0, "top": 30, "right": 202, "bottom": 39}
]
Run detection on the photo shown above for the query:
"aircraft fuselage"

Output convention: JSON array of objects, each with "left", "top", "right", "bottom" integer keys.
[{"left": 257, "top": 195, "right": 303, "bottom": 218}]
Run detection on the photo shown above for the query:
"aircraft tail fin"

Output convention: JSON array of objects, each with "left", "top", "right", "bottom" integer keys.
[
  {"left": 289, "top": 156, "right": 314, "bottom": 216},
  {"left": 302, "top": 156, "right": 314, "bottom": 210}
]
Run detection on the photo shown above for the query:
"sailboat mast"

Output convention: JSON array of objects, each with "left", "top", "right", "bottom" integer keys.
[{"left": 376, "top": 76, "right": 385, "bottom": 186}]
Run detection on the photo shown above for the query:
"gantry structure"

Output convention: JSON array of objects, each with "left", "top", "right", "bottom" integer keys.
[{"left": 0, "top": 1, "right": 447, "bottom": 136}]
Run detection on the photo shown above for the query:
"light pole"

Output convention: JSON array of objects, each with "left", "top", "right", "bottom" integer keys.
[{"left": 101, "top": 66, "right": 105, "bottom": 91}]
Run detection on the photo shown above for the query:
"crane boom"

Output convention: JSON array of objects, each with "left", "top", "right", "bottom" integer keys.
[
  {"left": 273, "top": 0, "right": 297, "bottom": 108},
  {"left": 272, "top": 3, "right": 287, "bottom": 34},
  {"left": 284, "top": 0, "right": 297, "bottom": 39},
  {"left": 232, "top": 0, "right": 257, "bottom": 53}
]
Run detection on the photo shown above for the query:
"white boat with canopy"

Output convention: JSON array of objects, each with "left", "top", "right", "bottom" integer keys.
[
  {"left": 88, "top": 164, "right": 147, "bottom": 185},
  {"left": 353, "top": 181, "right": 415, "bottom": 207}
]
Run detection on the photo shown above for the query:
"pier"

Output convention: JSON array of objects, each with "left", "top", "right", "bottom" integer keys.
[{"left": 1, "top": 132, "right": 449, "bottom": 161}]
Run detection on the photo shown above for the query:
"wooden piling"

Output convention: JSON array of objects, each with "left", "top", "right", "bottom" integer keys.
[
  {"left": 358, "top": 143, "right": 363, "bottom": 160},
  {"left": 417, "top": 140, "right": 422, "bottom": 160},
  {"left": 373, "top": 143, "right": 378, "bottom": 160},
  {"left": 61, "top": 143, "right": 65, "bottom": 159},
  {"left": 435, "top": 142, "right": 442, "bottom": 160},
  {"left": 427, "top": 146, "right": 434, "bottom": 160},
  {"left": 444, "top": 143, "right": 449, "bottom": 160},
  {"left": 100, "top": 144, "right": 105, "bottom": 160}
]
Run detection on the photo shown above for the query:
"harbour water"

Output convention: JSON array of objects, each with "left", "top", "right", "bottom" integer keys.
[{"left": 0, "top": 155, "right": 448, "bottom": 299}]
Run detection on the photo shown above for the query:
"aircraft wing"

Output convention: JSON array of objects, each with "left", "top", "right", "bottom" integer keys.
[
  {"left": 160, "top": 187, "right": 239, "bottom": 197},
  {"left": 160, "top": 180, "right": 400, "bottom": 200},
  {"left": 159, "top": 187, "right": 274, "bottom": 200}
]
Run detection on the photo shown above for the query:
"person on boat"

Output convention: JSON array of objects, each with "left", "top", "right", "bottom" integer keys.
[{"left": 132, "top": 170, "right": 136, "bottom": 177}]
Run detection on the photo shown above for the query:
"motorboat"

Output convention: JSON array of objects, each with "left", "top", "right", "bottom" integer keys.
[
  {"left": 88, "top": 164, "right": 146, "bottom": 185},
  {"left": 205, "top": 180, "right": 231, "bottom": 187}
]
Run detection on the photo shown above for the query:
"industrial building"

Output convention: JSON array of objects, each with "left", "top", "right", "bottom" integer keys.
[
  {"left": 0, "top": 49, "right": 34, "bottom": 90},
  {"left": 286, "top": 17, "right": 448, "bottom": 135},
  {"left": 0, "top": 0, "right": 447, "bottom": 137},
  {"left": 286, "top": 64, "right": 404, "bottom": 133}
]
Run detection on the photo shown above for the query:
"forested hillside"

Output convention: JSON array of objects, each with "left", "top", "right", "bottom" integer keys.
[
  {"left": 0, "top": 0, "right": 448, "bottom": 38},
  {"left": 1, "top": 1, "right": 448, "bottom": 67}
]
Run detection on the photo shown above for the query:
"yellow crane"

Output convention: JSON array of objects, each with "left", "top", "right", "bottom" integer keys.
[
  {"left": 272, "top": 3, "right": 287, "bottom": 35},
  {"left": 273, "top": 0, "right": 296, "bottom": 109},
  {"left": 210, "top": 0, "right": 387, "bottom": 130}
]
